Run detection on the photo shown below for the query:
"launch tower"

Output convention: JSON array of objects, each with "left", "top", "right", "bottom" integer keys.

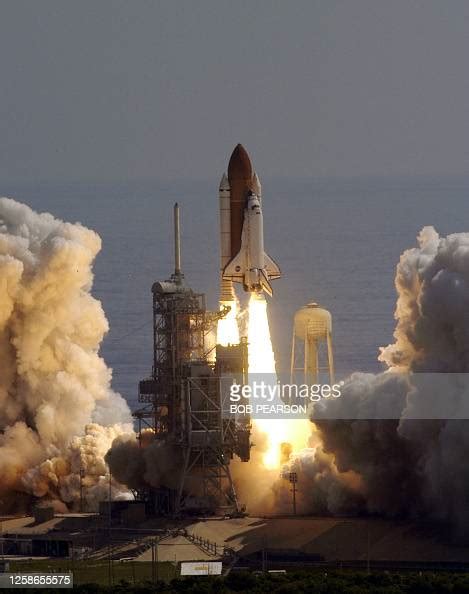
[{"left": 133, "top": 205, "right": 250, "bottom": 516}]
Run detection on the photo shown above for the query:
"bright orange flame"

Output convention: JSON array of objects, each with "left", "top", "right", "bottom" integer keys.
[
  {"left": 217, "top": 294, "right": 312, "bottom": 470},
  {"left": 217, "top": 300, "right": 240, "bottom": 346},
  {"left": 247, "top": 293, "right": 312, "bottom": 469}
]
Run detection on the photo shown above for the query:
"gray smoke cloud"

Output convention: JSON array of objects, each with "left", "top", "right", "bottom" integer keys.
[
  {"left": 0, "top": 198, "right": 133, "bottom": 511},
  {"left": 278, "top": 227, "right": 469, "bottom": 540},
  {"left": 105, "top": 431, "right": 184, "bottom": 492}
]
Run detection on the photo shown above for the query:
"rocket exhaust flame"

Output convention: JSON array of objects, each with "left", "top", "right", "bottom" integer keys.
[
  {"left": 216, "top": 293, "right": 312, "bottom": 470},
  {"left": 216, "top": 299, "right": 240, "bottom": 346},
  {"left": 247, "top": 294, "right": 313, "bottom": 469}
]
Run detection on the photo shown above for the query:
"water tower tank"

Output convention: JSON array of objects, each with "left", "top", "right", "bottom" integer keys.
[
  {"left": 293, "top": 302, "right": 332, "bottom": 340},
  {"left": 291, "top": 302, "right": 334, "bottom": 383}
]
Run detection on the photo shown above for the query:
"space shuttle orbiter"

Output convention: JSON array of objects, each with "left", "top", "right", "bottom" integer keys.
[{"left": 218, "top": 144, "right": 281, "bottom": 299}]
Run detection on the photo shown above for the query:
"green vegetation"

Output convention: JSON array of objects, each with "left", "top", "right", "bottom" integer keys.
[
  {"left": 9, "top": 559, "right": 177, "bottom": 586},
  {"left": 6, "top": 567, "right": 469, "bottom": 593}
]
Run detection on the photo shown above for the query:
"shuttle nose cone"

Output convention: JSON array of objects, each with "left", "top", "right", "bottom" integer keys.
[{"left": 228, "top": 144, "right": 253, "bottom": 182}]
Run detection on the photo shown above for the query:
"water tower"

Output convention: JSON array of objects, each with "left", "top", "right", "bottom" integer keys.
[{"left": 290, "top": 302, "right": 334, "bottom": 383}]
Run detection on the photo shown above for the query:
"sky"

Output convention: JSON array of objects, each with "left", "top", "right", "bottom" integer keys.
[{"left": 1, "top": 0, "right": 469, "bottom": 182}]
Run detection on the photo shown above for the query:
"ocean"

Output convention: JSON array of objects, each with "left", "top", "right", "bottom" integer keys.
[{"left": 3, "top": 176, "right": 468, "bottom": 411}]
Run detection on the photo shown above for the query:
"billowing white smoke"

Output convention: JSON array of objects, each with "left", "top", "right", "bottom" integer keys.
[
  {"left": 0, "top": 198, "right": 132, "bottom": 511},
  {"left": 280, "top": 227, "right": 469, "bottom": 539}
]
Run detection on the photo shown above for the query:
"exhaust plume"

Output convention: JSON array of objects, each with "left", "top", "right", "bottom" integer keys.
[
  {"left": 277, "top": 227, "right": 469, "bottom": 539},
  {"left": 0, "top": 198, "right": 132, "bottom": 511}
]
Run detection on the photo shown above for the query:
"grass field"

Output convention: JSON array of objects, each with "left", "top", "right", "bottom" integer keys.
[{"left": 9, "top": 558, "right": 176, "bottom": 585}]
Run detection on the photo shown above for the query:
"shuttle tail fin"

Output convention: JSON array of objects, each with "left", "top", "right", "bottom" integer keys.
[{"left": 264, "top": 252, "right": 281, "bottom": 280}]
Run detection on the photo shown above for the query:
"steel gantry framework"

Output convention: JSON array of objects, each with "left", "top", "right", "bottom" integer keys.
[{"left": 133, "top": 205, "right": 251, "bottom": 516}]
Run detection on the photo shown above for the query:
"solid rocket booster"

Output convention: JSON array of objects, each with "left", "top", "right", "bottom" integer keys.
[
  {"left": 219, "top": 144, "right": 281, "bottom": 298},
  {"left": 219, "top": 173, "right": 235, "bottom": 301}
]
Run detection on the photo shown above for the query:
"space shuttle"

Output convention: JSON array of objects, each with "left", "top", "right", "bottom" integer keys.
[{"left": 219, "top": 144, "right": 281, "bottom": 299}]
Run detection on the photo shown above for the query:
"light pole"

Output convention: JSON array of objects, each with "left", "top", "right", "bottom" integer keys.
[
  {"left": 288, "top": 472, "right": 298, "bottom": 515},
  {"left": 107, "top": 471, "right": 112, "bottom": 586},
  {"left": 79, "top": 468, "right": 85, "bottom": 513}
]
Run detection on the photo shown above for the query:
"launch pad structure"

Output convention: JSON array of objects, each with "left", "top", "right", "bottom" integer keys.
[{"left": 133, "top": 204, "right": 251, "bottom": 516}]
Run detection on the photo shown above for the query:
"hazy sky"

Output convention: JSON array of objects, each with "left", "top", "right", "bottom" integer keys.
[{"left": 1, "top": 1, "right": 469, "bottom": 182}]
